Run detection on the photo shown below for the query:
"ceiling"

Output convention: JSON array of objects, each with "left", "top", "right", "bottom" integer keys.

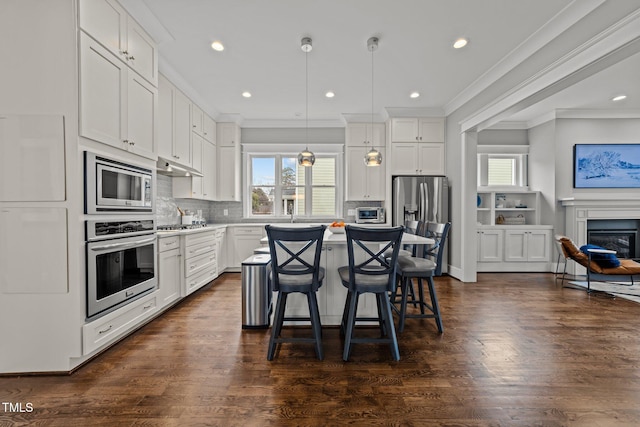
[{"left": 121, "top": 0, "right": 639, "bottom": 127}]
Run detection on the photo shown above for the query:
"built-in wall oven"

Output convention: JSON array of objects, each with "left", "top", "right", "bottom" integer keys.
[
  {"left": 85, "top": 218, "right": 157, "bottom": 320},
  {"left": 85, "top": 151, "right": 153, "bottom": 214}
]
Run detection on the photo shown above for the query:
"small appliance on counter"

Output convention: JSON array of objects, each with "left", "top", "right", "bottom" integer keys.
[{"left": 355, "top": 207, "right": 385, "bottom": 224}]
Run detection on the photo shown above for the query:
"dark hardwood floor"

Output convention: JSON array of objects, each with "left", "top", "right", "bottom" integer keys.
[{"left": 2, "top": 273, "right": 640, "bottom": 426}]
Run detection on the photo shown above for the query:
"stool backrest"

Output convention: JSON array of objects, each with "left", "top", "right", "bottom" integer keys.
[
  {"left": 421, "top": 222, "right": 451, "bottom": 276},
  {"left": 265, "top": 225, "right": 326, "bottom": 291},
  {"left": 344, "top": 225, "right": 404, "bottom": 292}
]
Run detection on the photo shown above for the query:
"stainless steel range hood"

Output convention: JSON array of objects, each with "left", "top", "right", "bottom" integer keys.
[{"left": 156, "top": 157, "right": 204, "bottom": 177}]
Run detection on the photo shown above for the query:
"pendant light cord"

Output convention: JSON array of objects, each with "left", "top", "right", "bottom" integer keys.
[
  {"left": 305, "top": 45, "right": 309, "bottom": 151},
  {"left": 370, "top": 42, "right": 374, "bottom": 151}
]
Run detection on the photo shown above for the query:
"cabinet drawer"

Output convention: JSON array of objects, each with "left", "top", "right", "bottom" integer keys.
[
  {"left": 185, "top": 240, "right": 215, "bottom": 259},
  {"left": 185, "top": 265, "right": 217, "bottom": 295},
  {"left": 234, "top": 226, "right": 263, "bottom": 236},
  {"left": 158, "top": 236, "right": 179, "bottom": 252},
  {"left": 185, "top": 230, "right": 215, "bottom": 246},
  {"left": 82, "top": 293, "right": 158, "bottom": 355},
  {"left": 185, "top": 250, "right": 216, "bottom": 277}
]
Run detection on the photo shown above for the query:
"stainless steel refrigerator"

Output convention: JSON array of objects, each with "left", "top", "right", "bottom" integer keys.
[
  {"left": 392, "top": 175, "right": 449, "bottom": 272},
  {"left": 392, "top": 176, "right": 449, "bottom": 226}
]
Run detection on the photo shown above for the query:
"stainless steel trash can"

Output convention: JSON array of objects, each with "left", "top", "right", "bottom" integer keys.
[{"left": 241, "top": 254, "right": 272, "bottom": 329}]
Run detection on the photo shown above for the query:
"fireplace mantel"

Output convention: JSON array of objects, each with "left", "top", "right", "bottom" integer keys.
[{"left": 560, "top": 198, "right": 640, "bottom": 208}]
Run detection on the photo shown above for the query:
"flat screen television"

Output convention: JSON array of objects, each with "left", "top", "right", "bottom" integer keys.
[{"left": 574, "top": 143, "right": 640, "bottom": 188}]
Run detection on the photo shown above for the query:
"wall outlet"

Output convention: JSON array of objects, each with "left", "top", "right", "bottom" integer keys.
[
  {"left": 223, "top": 209, "right": 228, "bottom": 216},
  {"left": 347, "top": 209, "right": 356, "bottom": 216}
]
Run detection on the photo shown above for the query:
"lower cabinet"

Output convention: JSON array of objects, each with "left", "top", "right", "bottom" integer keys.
[
  {"left": 183, "top": 230, "right": 217, "bottom": 295},
  {"left": 215, "top": 227, "right": 227, "bottom": 273},
  {"left": 158, "top": 235, "right": 182, "bottom": 308},
  {"left": 82, "top": 293, "right": 158, "bottom": 355},
  {"left": 477, "top": 226, "right": 553, "bottom": 272},
  {"left": 230, "top": 225, "right": 266, "bottom": 269}
]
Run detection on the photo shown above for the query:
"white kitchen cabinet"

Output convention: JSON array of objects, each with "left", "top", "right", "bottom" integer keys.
[
  {"left": 0, "top": 115, "right": 66, "bottom": 202},
  {"left": 79, "top": 33, "right": 157, "bottom": 160},
  {"left": 183, "top": 231, "right": 217, "bottom": 295},
  {"left": 202, "top": 140, "right": 217, "bottom": 201},
  {"left": 390, "top": 117, "right": 445, "bottom": 142},
  {"left": 78, "top": 0, "right": 157, "bottom": 86},
  {"left": 203, "top": 115, "right": 216, "bottom": 144},
  {"left": 217, "top": 123, "right": 241, "bottom": 201},
  {"left": 477, "top": 229, "right": 504, "bottom": 262},
  {"left": 504, "top": 229, "right": 552, "bottom": 262},
  {"left": 390, "top": 142, "right": 445, "bottom": 175},
  {"left": 346, "top": 123, "right": 385, "bottom": 147},
  {"left": 214, "top": 227, "right": 227, "bottom": 273},
  {"left": 82, "top": 292, "right": 158, "bottom": 355},
  {"left": 230, "top": 226, "right": 265, "bottom": 269},
  {"left": 191, "top": 104, "right": 204, "bottom": 136},
  {"left": 158, "top": 74, "right": 191, "bottom": 166},
  {"left": 157, "top": 236, "right": 182, "bottom": 308},
  {"left": 345, "top": 146, "right": 386, "bottom": 201}
]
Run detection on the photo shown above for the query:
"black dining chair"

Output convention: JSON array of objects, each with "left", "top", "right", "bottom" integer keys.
[
  {"left": 393, "top": 222, "right": 450, "bottom": 333},
  {"left": 339, "top": 225, "right": 404, "bottom": 361},
  {"left": 265, "top": 225, "right": 326, "bottom": 360}
]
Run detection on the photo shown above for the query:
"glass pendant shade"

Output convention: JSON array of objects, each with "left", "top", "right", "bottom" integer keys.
[
  {"left": 298, "top": 149, "right": 315, "bottom": 167},
  {"left": 364, "top": 147, "right": 382, "bottom": 166}
]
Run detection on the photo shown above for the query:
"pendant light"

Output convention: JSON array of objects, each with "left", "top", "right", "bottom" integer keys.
[
  {"left": 364, "top": 36, "right": 382, "bottom": 166},
  {"left": 298, "top": 37, "right": 315, "bottom": 167}
]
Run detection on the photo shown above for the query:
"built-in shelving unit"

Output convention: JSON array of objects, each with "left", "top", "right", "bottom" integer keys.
[{"left": 477, "top": 190, "right": 540, "bottom": 226}]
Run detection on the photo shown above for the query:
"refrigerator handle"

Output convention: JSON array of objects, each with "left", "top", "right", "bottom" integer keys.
[{"left": 419, "top": 183, "right": 426, "bottom": 222}]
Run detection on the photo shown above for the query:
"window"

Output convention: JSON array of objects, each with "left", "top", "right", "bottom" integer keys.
[
  {"left": 477, "top": 146, "right": 528, "bottom": 188},
  {"left": 247, "top": 151, "right": 342, "bottom": 219}
]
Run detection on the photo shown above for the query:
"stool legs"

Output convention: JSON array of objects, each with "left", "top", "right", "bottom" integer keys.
[{"left": 393, "top": 275, "right": 443, "bottom": 334}]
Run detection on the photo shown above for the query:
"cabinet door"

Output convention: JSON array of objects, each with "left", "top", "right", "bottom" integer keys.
[
  {"left": 202, "top": 140, "right": 217, "bottom": 200},
  {"left": 418, "top": 143, "right": 445, "bottom": 175},
  {"left": 346, "top": 147, "right": 368, "bottom": 200},
  {"left": 78, "top": 0, "right": 127, "bottom": 62},
  {"left": 191, "top": 133, "right": 203, "bottom": 172},
  {"left": 218, "top": 123, "right": 240, "bottom": 146},
  {"left": 216, "top": 229, "right": 227, "bottom": 272},
  {"left": 366, "top": 149, "right": 386, "bottom": 200},
  {"left": 390, "top": 143, "right": 419, "bottom": 175},
  {"left": 191, "top": 104, "right": 204, "bottom": 136},
  {"left": 203, "top": 115, "right": 216, "bottom": 143},
  {"left": 233, "top": 234, "right": 264, "bottom": 267},
  {"left": 126, "top": 71, "right": 157, "bottom": 159},
  {"left": 527, "top": 230, "right": 551, "bottom": 262},
  {"left": 173, "top": 90, "right": 192, "bottom": 165},
  {"left": 504, "top": 230, "right": 527, "bottom": 262},
  {"left": 158, "top": 247, "right": 182, "bottom": 307},
  {"left": 126, "top": 18, "right": 157, "bottom": 86},
  {"left": 157, "top": 75, "right": 174, "bottom": 160},
  {"left": 418, "top": 118, "right": 445, "bottom": 142},
  {"left": 478, "top": 229, "right": 503, "bottom": 262},
  {"left": 217, "top": 145, "right": 240, "bottom": 201},
  {"left": 79, "top": 33, "right": 125, "bottom": 149},
  {"left": 391, "top": 118, "right": 418, "bottom": 142}
]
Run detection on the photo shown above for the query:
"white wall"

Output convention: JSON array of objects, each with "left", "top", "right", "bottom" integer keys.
[{"left": 528, "top": 121, "right": 556, "bottom": 227}]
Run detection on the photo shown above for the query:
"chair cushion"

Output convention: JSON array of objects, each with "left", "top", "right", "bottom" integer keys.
[
  {"left": 273, "top": 268, "right": 325, "bottom": 292},
  {"left": 396, "top": 256, "right": 436, "bottom": 277},
  {"left": 338, "top": 266, "right": 391, "bottom": 290},
  {"left": 579, "top": 244, "right": 621, "bottom": 268}
]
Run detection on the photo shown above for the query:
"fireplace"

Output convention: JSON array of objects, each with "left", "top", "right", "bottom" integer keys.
[{"left": 587, "top": 219, "right": 640, "bottom": 259}]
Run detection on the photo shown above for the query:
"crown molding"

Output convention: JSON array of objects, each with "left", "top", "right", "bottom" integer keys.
[{"left": 384, "top": 107, "right": 444, "bottom": 118}]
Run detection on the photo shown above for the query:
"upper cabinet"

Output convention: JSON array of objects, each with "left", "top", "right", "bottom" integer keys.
[
  {"left": 217, "top": 123, "right": 241, "bottom": 201},
  {"left": 345, "top": 123, "right": 386, "bottom": 201},
  {"left": 390, "top": 118, "right": 445, "bottom": 142},
  {"left": 79, "top": 33, "right": 157, "bottom": 160},
  {"left": 389, "top": 117, "right": 445, "bottom": 175},
  {"left": 158, "top": 74, "right": 192, "bottom": 167},
  {"left": 78, "top": 0, "right": 157, "bottom": 86}
]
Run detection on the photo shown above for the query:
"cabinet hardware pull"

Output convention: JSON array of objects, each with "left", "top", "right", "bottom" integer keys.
[
  {"left": 120, "top": 50, "right": 128, "bottom": 56},
  {"left": 98, "top": 325, "right": 113, "bottom": 334},
  {"left": 143, "top": 303, "right": 153, "bottom": 310},
  {"left": 129, "top": 141, "right": 135, "bottom": 146},
  {"left": 128, "top": 55, "right": 135, "bottom": 61}
]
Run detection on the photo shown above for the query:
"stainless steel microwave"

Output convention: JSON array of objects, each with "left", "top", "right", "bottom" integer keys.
[
  {"left": 355, "top": 207, "right": 385, "bottom": 224},
  {"left": 85, "top": 152, "right": 154, "bottom": 214}
]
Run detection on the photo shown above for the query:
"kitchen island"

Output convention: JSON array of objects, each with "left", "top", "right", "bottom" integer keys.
[{"left": 261, "top": 227, "right": 434, "bottom": 325}]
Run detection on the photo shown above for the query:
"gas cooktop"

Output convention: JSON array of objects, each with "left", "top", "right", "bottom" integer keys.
[{"left": 157, "top": 224, "right": 208, "bottom": 231}]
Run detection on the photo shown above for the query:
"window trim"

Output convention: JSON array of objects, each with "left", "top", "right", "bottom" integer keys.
[
  {"left": 243, "top": 144, "right": 344, "bottom": 219},
  {"left": 477, "top": 145, "right": 529, "bottom": 189}
]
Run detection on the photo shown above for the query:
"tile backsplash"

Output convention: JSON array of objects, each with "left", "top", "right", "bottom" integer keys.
[{"left": 156, "top": 174, "right": 383, "bottom": 225}]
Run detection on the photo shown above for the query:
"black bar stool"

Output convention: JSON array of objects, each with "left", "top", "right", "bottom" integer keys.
[
  {"left": 265, "top": 225, "right": 326, "bottom": 360},
  {"left": 339, "top": 225, "right": 404, "bottom": 361}
]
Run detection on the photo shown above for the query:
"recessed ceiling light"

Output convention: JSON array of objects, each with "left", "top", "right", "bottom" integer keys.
[
  {"left": 410, "top": 92, "right": 420, "bottom": 99},
  {"left": 325, "top": 91, "right": 335, "bottom": 98},
  {"left": 612, "top": 95, "right": 627, "bottom": 101},
  {"left": 453, "top": 38, "right": 468, "bottom": 49},
  {"left": 211, "top": 41, "right": 224, "bottom": 51},
  {"left": 242, "top": 91, "right": 252, "bottom": 98}
]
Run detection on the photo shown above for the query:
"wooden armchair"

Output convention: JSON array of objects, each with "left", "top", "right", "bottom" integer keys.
[{"left": 556, "top": 235, "right": 640, "bottom": 292}]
